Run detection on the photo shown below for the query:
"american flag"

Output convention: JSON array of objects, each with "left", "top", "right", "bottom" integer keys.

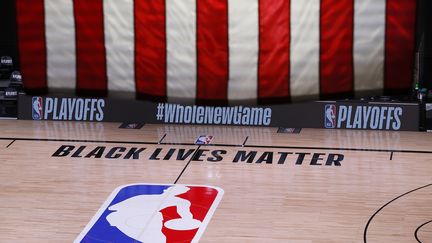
[{"left": 16, "top": 0, "right": 417, "bottom": 102}]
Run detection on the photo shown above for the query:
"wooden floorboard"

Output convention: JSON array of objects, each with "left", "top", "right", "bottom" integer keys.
[{"left": 0, "top": 120, "right": 431, "bottom": 242}]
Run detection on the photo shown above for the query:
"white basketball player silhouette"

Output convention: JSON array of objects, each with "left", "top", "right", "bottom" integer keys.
[
  {"left": 33, "top": 99, "right": 40, "bottom": 114},
  {"left": 106, "top": 185, "right": 201, "bottom": 242},
  {"left": 326, "top": 107, "right": 335, "bottom": 123}
]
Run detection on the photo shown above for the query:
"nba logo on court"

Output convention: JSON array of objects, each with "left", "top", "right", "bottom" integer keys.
[
  {"left": 32, "top": 97, "right": 43, "bottom": 120},
  {"left": 324, "top": 104, "right": 337, "bottom": 128},
  {"left": 74, "top": 184, "right": 224, "bottom": 243},
  {"left": 195, "top": 135, "right": 213, "bottom": 145}
]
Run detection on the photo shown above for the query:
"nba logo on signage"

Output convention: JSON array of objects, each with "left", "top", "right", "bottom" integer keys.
[
  {"left": 32, "top": 97, "right": 43, "bottom": 120},
  {"left": 74, "top": 184, "right": 223, "bottom": 243},
  {"left": 324, "top": 104, "right": 337, "bottom": 128}
]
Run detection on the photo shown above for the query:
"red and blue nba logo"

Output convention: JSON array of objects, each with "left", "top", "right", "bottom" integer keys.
[
  {"left": 324, "top": 104, "right": 337, "bottom": 128},
  {"left": 74, "top": 184, "right": 224, "bottom": 243},
  {"left": 195, "top": 135, "right": 213, "bottom": 145},
  {"left": 32, "top": 96, "right": 43, "bottom": 120}
]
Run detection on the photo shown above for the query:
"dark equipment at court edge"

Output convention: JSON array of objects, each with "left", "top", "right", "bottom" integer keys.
[
  {"left": 0, "top": 56, "right": 24, "bottom": 118},
  {"left": 0, "top": 56, "right": 13, "bottom": 80},
  {"left": 5, "top": 70, "right": 24, "bottom": 98}
]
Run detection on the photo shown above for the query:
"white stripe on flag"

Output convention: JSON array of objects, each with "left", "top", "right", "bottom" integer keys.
[
  {"left": 290, "top": 0, "right": 320, "bottom": 99},
  {"left": 45, "top": 0, "right": 76, "bottom": 89},
  {"left": 166, "top": 0, "right": 197, "bottom": 100},
  {"left": 104, "top": 0, "right": 135, "bottom": 93},
  {"left": 354, "top": 0, "right": 386, "bottom": 93},
  {"left": 228, "top": 0, "right": 259, "bottom": 101}
]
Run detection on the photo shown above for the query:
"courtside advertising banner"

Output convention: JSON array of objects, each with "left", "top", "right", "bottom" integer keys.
[{"left": 18, "top": 95, "right": 419, "bottom": 131}]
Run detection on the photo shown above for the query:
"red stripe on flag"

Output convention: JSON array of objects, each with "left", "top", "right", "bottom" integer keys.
[
  {"left": 16, "top": 0, "right": 47, "bottom": 90},
  {"left": 135, "top": 1, "right": 166, "bottom": 98},
  {"left": 74, "top": 0, "right": 107, "bottom": 92},
  {"left": 320, "top": 0, "right": 354, "bottom": 96},
  {"left": 385, "top": 0, "right": 417, "bottom": 91},
  {"left": 258, "top": 0, "right": 290, "bottom": 100},
  {"left": 196, "top": 0, "right": 229, "bottom": 102}
]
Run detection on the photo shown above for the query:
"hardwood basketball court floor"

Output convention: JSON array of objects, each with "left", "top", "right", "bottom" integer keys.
[{"left": 0, "top": 120, "right": 431, "bottom": 242}]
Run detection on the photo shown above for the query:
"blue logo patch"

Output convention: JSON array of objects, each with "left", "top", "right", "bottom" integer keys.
[
  {"left": 32, "top": 97, "right": 43, "bottom": 120},
  {"left": 324, "top": 104, "right": 337, "bottom": 128}
]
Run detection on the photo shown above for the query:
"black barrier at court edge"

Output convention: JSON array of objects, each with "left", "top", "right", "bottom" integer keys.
[{"left": 17, "top": 94, "right": 420, "bottom": 131}]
